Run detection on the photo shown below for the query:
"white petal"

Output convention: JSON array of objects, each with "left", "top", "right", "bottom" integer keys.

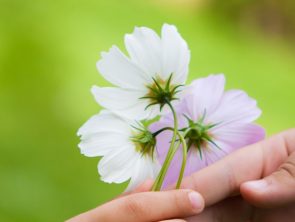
[
  {"left": 124, "top": 158, "right": 143, "bottom": 191},
  {"left": 99, "top": 146, "right": 137, "bottom": 183},
  {"left": 125, "top": 156, "right": 160, "bottom": 192},
  {"left": 91, "top": 86, "right": 155, "bottom": 120},
  {"left": 97, "top": 46, "right": 149, "bottom": 89},
  {"left": 77, "top": 111, "right": 130, "bottom": 137},
  {"left": 78, "top": 132, "right": 130, "bottom": 157},
  {"left": 161, "top": 24, "right": 190, "bottom": 84},
  {"left": 125, "top": 27, "right": 161, "bottom": 78},
  {"left": 77, "top": 111, "right": 133, "bottom": 157}
]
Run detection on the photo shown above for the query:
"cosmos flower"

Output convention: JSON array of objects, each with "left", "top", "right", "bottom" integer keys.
[
  {"left": 92, "top": 24, "right": 190, "bottom": 120},
  {"left": 77, "top": 110, "right": 160, "bottom": 191},
  {"left": 151, "top": 74, "right": 265, "bottom": 188}
]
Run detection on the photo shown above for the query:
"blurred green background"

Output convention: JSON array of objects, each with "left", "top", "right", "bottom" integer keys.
[{"left": 0, "top": 0, "right": 295, "bottom": 221}]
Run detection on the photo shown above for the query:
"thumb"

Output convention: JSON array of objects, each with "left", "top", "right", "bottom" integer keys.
[{"left": 240, "top": 152, "right": 295, "bottom": 208}]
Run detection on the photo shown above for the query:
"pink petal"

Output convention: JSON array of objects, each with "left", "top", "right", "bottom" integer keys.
[
  {"left": 203, "top": 142, "right": 231, "bottom": 164},
  {"left": 212, "top": 123, "right": 265, "bottom": 153},
  {"left": 182, "top": 74, "right": 225, "bottom": 121},
  {"left": 209, "top": 90, "right": 262, "bottom": 127},
  {"left": 184, "top": 149, "right": 207, "bottom": 176}
]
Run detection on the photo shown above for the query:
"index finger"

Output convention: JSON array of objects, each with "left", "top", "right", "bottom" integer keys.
[
  {"left": 67, "top": 189, "right": 204, "bottom": 222},
  {"left": 180, "top": 128, "right": 295, "bottom": 206}
]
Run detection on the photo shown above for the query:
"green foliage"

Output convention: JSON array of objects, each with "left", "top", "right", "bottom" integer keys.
[{"left": 0, "top": 0, "right": 295, "bottom": 221}]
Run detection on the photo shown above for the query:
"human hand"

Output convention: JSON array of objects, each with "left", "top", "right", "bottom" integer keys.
[
  {"left": 67, "top": 129, "right": 295, "bottom": 222},
  {"left": 181, "top": 128, "right": 295, "bottom": 221},
  {"left": 66, "top": 180, "right": 205, "bottom": 222}
]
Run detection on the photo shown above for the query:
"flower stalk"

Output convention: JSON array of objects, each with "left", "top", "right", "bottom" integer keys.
[
  {"left": 152, "top": 100, "right": 186, "bottom": 191},
  {"left": 175, "top": 130, "right": 188, "bottom": 189}
]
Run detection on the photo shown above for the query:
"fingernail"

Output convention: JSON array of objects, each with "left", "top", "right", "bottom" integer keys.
[
  {"left": 244, "top": 179, "right": 269, "bottom": 191},
  {"left": 188, "top": 192, "right": 204, "bottom": 212}
]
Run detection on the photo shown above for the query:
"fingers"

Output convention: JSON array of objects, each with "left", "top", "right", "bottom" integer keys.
[
  {"left": 67, "top": 190, "right": 204, "bottom": 222},
  {"left": 180, "top": 128, "right": 295, "bottom": 207},
  {"left": 241, "top": 151, "right": 295, "bottom": 208}
]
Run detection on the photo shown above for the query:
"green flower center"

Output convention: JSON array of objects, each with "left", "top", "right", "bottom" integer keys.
[
  {"left": 140, "top": 74, "right": 182, "bottom": 110},
  {"left": 183, "top": 113, "right": 220, "bottom": 159},
  {"left": 130, "top": 125, "right": 156, "bottom": 158},
  {"left": 185, "top": 125, "right": 211, "bottom": 150}
]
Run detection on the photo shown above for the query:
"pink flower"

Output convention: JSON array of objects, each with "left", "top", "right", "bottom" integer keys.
[{"left": 151, "top": 74, "right": 265, "bottom": 188}]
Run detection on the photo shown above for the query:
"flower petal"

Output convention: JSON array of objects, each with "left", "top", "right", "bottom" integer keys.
[
  {"left": 212, "top": 123, "right": 265, "bottom": 153},
  {"left": 91, "top": 86, "right": 153, "bottom": 120},
  {"left": 195, "top": 124, "right": 265, "bottom": 166},
  {"left": 209, "top": 90, "right": 262, "bottom": 126},
  {"left": 78, "top": 132, "right": 130, "bottom": 157},
  {"left": 77, "top": 111, "right": 131, "bottom": 138},
  {"left": 125, "top": 156, "right": 160, "bottom": 192},
  {"left": 98, "top": 145, "right": 137, "bottom": 183},
  {"left": 182, "top": 74, "right": 225, "bottom": 121},
  {"left": 161, "top": 24, "right": 190, "bottom": 84},
  {"left": 124, "top": 27, "right": 161, "bottom": 78},
  {"left": 201, "top": 143, "right": 229, "bottom": 165},
  {"left": 185, "top": 149, "right": 207, "bottom": 175},
  {"left": 97, "top": 46, "right": 150, "bottom": 89}
]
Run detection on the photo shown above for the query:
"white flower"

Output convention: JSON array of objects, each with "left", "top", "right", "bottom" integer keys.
[
  {"left": 77, "top": 110, "right": 161, "bottom": 191},
  {"left": 92, "top": 24, "right": 190, "bottom": 120}
]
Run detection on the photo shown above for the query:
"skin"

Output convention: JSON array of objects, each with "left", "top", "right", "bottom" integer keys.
[
  {"left": 184, "top": 128, "right": 295, "bottom": 222},
  {"left": 67, "top": 129, "right": 295, "bottom": 222},
  {"left": 66, "top": 180, "right": 205, "bottom": 222}
]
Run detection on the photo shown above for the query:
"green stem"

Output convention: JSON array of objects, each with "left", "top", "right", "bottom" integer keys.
[
  {"left": 152, "top": 101, "right": 178, "bottom": 191},
  {"left": 175, "top": 131, "right": 188, "bottom": 189},
  {"left": 152, "top": 127, "right": 174, "bottom": 137},
  {"left": 153, "top": 141, "right": 179, "bottom": 190},
  {"left": 152, "top": 129, "right": 188, "bottom": 190}
]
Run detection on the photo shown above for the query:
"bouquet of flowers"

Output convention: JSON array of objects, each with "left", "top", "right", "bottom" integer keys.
[{"left": 77, "top": 24, "right": 265, "bottom": 191}]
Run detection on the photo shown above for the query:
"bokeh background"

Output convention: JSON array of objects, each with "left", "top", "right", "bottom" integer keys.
[{"left": 1, "top": 0, "right": 295, "bottom": 221}]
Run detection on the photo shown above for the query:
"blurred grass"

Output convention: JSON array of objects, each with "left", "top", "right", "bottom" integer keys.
[{"left": 0, "top": 0, "right": 295, "bottom": 221}]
